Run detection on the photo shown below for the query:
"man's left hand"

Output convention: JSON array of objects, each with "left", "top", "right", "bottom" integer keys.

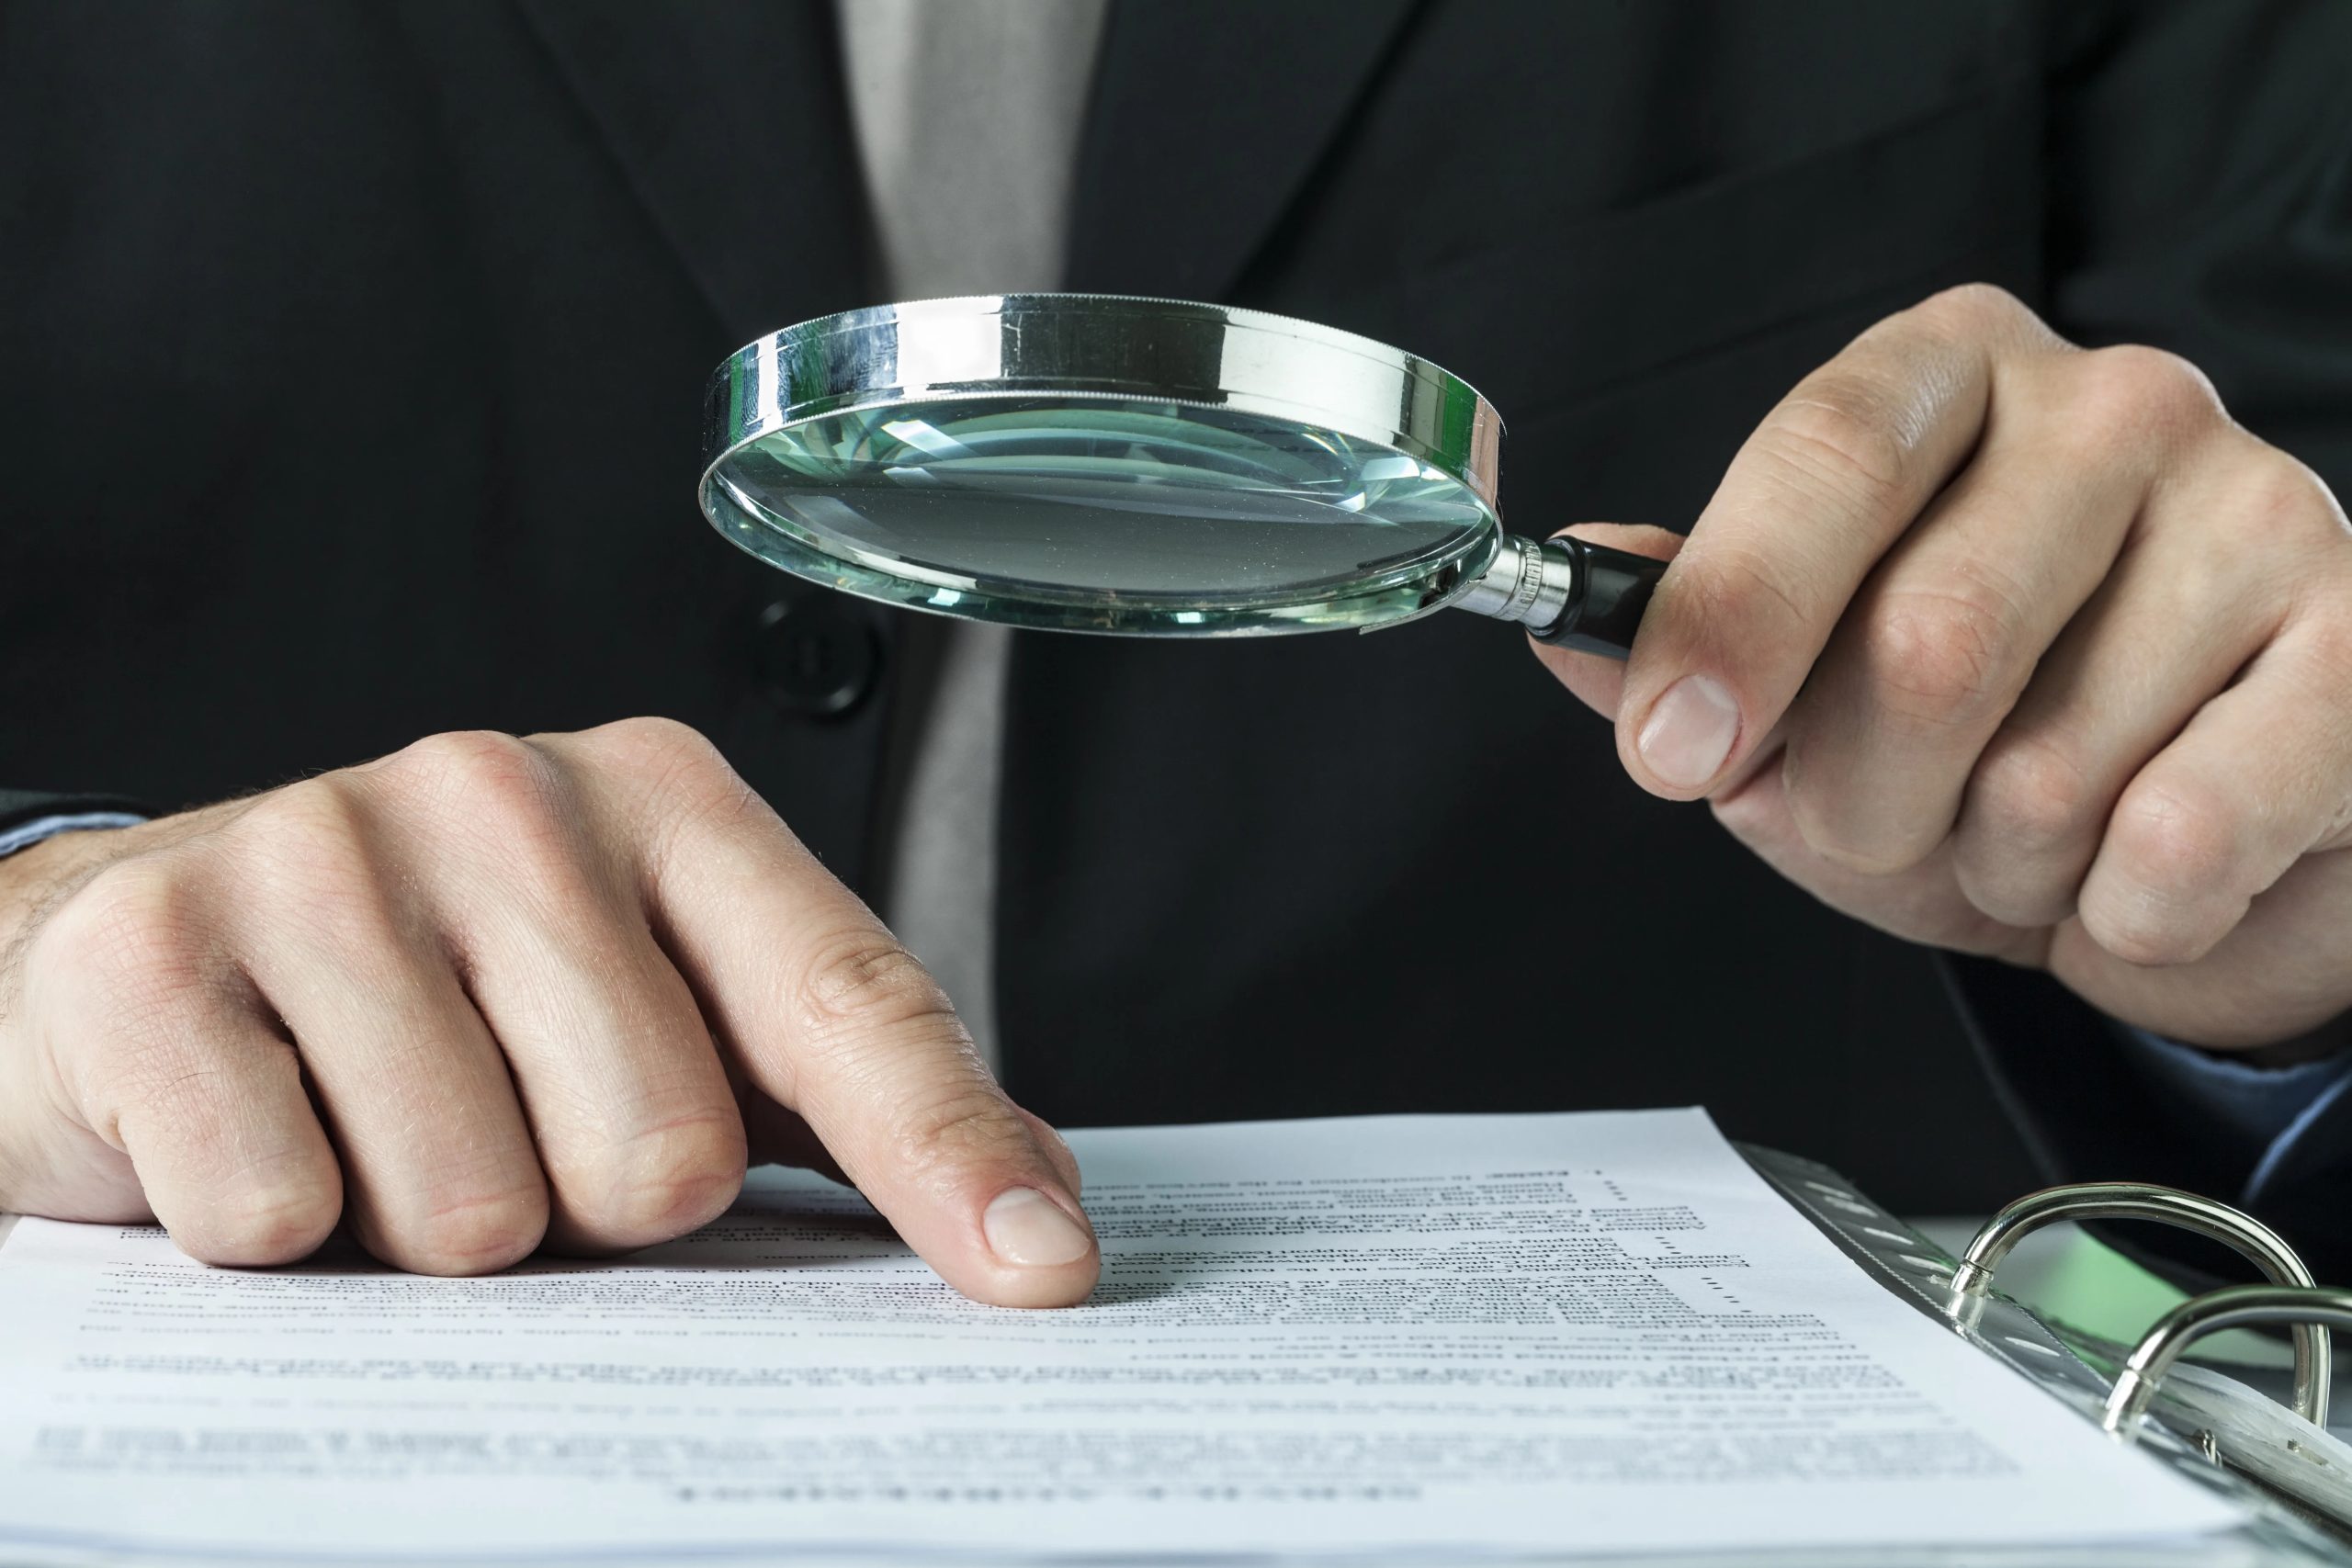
[{"left": 1536, "top": 284, "right": 2352, "bottom": 1054}]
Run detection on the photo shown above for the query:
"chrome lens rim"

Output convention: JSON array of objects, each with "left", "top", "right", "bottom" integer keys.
[{"left": 697, "top": 293, "right": 1507, "bottom": 637}]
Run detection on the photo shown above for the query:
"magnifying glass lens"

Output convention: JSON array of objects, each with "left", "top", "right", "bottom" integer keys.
[{"left": 711, "top": 396, "right": 1498, "bottom": 634}]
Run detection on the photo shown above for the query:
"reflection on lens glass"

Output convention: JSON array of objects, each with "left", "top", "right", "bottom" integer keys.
[{"left": 711, "top": 398, "right": 1494, "bottom": 631}]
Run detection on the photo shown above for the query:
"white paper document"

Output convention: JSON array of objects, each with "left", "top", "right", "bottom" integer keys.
[{"left": 0, "top": 1109, "right": 2241, "bottom": 1561}]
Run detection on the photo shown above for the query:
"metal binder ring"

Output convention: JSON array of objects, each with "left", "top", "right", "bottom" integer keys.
[
  {"left": 1949, "top": 1182, "right": 2329, "bottom": 1428},
  {"left": 2105, "top": 1285, "right": 2352, "bottom": 1440}
]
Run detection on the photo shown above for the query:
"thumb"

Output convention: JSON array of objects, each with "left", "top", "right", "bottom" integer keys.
[{"left": 1526, "top": 524, "right": 1687, "bottom": 720}]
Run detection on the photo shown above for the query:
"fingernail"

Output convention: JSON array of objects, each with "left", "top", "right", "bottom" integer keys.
[
  {"left": 983, "top": 1187, "right": 1093, "bottom": 1268},
  {"left": 1636, "top": 674, "right": 1741, "bottom": 789}
]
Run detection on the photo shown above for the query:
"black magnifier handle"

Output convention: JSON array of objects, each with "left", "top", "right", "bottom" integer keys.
[
  {"left": 1465, "top": 534, "right": 1668, "bottom": 658},
  {"left": 1532, "top": 536, "right": 1668, "bottom": 658}
]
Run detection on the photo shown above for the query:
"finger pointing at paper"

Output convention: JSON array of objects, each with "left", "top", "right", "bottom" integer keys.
[
  {"left": 1534, "top": 284, "right": 2352, "bottom": 1055},
  {"left": 0, "top": 718, "right": 1099, "bottom": 1307}
]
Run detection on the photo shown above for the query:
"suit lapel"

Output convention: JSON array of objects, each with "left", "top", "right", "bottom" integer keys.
[
  {"left": 516, "top": 0, "right": 1420, "bottom": 322},
  {"left": 1066, "top": 0, "right": 1420, "bottom": 300},
  {"left": 511, "top": 0, "right": 874, "bottom": 339}
]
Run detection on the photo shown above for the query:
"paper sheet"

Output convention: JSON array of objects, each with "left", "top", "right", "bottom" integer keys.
[{"left": 0, "top": 1109, "right": 2240, "bottom": 1561}]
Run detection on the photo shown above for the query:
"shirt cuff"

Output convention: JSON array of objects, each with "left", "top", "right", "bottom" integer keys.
[
  {"left": 0, "top": 811, "right": 146, "bottom": 859},
  {"left": 2111, "top": 1023, "right": 2352, "bottom": 1202}
]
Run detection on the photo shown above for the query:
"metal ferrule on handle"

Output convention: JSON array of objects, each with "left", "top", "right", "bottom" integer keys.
[{"left": 1455, "top": 533, "right": 1668, "bottom": 658}]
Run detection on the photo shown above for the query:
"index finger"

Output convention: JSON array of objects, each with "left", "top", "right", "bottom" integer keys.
[
  {"left": 552, "top": 718, "right": 1099, "bottom": 1309},
  {"left": 1616, "top": 286, "right": 2034, "bottom": 797}
]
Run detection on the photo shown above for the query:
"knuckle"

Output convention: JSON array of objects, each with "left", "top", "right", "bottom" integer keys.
[
  {"left": 1911, "top": 281, "right": 2031, "bottom": 339},
  {"left": 1970, "top": 733, "right": 2098, "bottom": 852},
  {"left": 571, "top": 717, "right": 769, "bottom": 865},
  {"left": 233, "top": 775, "right": 369, "bottom": 854},
  {"left": 2086, "top": 784, "right": 2243, "bottom": 965},
  {"left": 579, "top": 1112, "right": 746, "bottom": 1244},
  {"left": 386, "top": 726, "right": 537, "bottom": 782},
  {"left": 797, "top": 930, "right": 958, "bottom": 1040},
  {"left": 1857, "top": 581, "right": 2020, "bottom": 727},
  {"left": 393, "top": 1187, "right": 550, "bottom": 1276},
  {"left": 2110, "top": 781, "right": 2240, "bottom": 891},
  {"left": 2300, "top": 600, "right": 2352, "bottom": 690},
  {"left": 187, "top": 1178, "right": 341, "bottom": 1268},
  {"left": 594, "top": 716, "right": 764, "bottom": 833},
  {"left": 34, "top": 857, "right": 213, "bottom": 1021},
  {"left": 2084, "top": 903, "right": 2231, "bottom": 970},
  {"left": 1676, "top": 539, "right": 1818, "bottom": 642},
  {"left": 381, "top": 729, "right": 570, "bottom": 840},
  {"left": 582, "top": 715, "right": 725, "bottom": 773},
  {"left": 1951, "top": 738, "right": 2100, "bottom": 927},
  {"left": 229, "top": 782, "right": 389, "bottom": 933},
  {"left": 894, "top": 1083, "right": 1036, "bottom": 1174},
  {"left": 1758, "top": 378, "right": 1914, "bottom": 505},
  {"left": 2068, "top": 344, "right": 2222, "bottom": 447},
  {"left": 2240, "top": 446, "right": 2341, "bottom": 537}
]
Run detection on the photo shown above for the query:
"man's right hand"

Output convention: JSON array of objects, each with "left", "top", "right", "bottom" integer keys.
[{"left": 0, "top": 719, "right": 1097, "bottom": 1307}]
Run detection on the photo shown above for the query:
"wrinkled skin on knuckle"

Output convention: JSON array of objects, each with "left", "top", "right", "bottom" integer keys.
[
  {"left": 230, "top": 775, "right": 370, "bottom": 854},
  {"left": 1951, "top": 738, "right": 2099, "bottom": 924},
  {"left": 35, "top": 857, "right": 200, "bottom": 984},
  {"left": 1969, "top": 733, "right": 2099, "bottom": 858},
  {"left": 374, "top": 729, "right": 578, "bottom": 863},
  {"left": 796, "top": 930, "right": 961, "bottom": 1043},
  {"left": 8, "top": 854, "right": 275, "bottom": 1223},
  {"left": 379, "top": 1186, "right": 550, "bottom": 1276},
  {"left": 223, "top": 780, "right": 403, "bottom": 953},
  {"left": 96, "top": 1032, "right": 338, "bottom": 1266},
  {"left": 1855, "top": 586, "right": 2018, "bottom": 733},
  {"left": 1758, "top": 377, "right": 1916, "bottom": 509},
  {"left": 559, "top": 1111, "right": 747, "bottom": 1248},
  {"left": 579, "top": 715, "right": 726, "bottom": 776},
  {"left": 565, "top": 717, "right": 778, "bottom": 885},
  {"left": 138, "top": 1059, "right": 343, "bottom": 1267},
  {"left": 781, "top": 932, "right": 1019, "bottom": 1197},
  {"left": 28, "top": 857, "right": 222, "bottom": 1077},
  {"left": 378, "top": 728, "right": 537, "bottom": 796},
  {"left": 2084, "top": 784, "right": 2245, "bottom": 965},
  {"left": 2063, "top": 344, "right": 2224, "bottom": 459},
  {"left": 582, "top": 716, "right": 755, "bottom": 818},
  {"left": 1675, "top": 538, "right": 1821, "bottom": 650},
  {"left": 183, "top": 1174, "right": 343, "bottom": 1268},
  {"left": 889, "top": 1082, "right": 1041, "bottom": 1199},
  {"left": 2115, "top": 781, "right": 2241, "bottom": 892},
  {"left": 1018, "top": 1108, "right": 1084, "bottom": 1197}
]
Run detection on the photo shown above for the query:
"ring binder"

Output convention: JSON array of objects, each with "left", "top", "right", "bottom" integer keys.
[
  {"left": 2109, "top": 1286, "right": 2352, "bottom": 1438},
  {"left": 1950, "top": 1181, "right": 2331, "bottom": 1427},
  {"left": 1742, "top": 1146, "right": 2352, "bottom": 1564}
]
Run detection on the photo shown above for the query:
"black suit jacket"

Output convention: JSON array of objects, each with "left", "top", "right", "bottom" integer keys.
[{"left": 6, "top": 2, "right": 2350, "bottom": 1258}]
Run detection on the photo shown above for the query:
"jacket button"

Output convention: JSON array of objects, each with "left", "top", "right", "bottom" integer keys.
[{"left": 754, "top": 595, "right": 878, "bottom": 718}]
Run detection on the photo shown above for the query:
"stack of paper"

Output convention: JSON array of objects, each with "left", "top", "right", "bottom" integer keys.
[{"left": 0, "top": 1109, "right": 2243, "bottom": 1561}]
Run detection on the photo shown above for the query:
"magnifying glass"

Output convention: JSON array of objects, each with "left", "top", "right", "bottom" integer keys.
[{"left": 698, "top": 293, "right": 1667, "bottom": 653}]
